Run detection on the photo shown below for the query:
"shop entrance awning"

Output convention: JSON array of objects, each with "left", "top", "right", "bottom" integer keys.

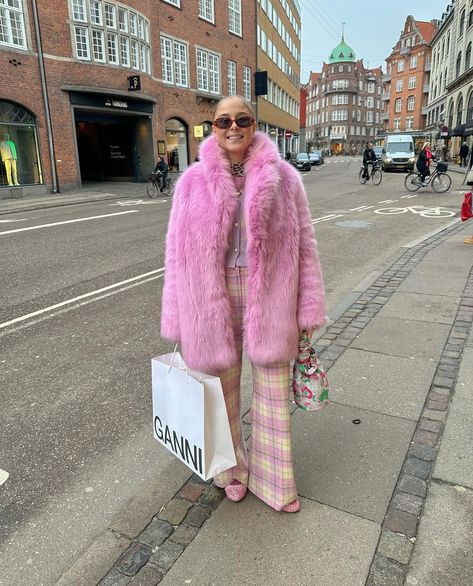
[{"left": 452, "top": 123, "right": 466, "bottom": 136}]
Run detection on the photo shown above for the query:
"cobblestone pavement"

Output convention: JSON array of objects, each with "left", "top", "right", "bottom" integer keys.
[{"left": 90, "top": 220, "right": 472, "bottom": 586}]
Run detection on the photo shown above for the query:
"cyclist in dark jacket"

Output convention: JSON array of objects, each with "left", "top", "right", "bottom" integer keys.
[
  {"left": 153, "top": 156, "right": 169, "bottom": 190},
  {"left": 362, "top": 142, "right": 377, "bottom": 179}
]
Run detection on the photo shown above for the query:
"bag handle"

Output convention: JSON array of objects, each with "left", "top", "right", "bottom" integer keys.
[{"left": 168, "top": 344, "right": 191, "bottom": 382}]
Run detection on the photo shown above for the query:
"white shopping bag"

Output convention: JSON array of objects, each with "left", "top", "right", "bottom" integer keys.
[{"left": 151, "top": 351, "right": 236, "bottom": 480}]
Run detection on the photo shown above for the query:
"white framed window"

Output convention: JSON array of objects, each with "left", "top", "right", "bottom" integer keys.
[
  {"left": 120, "top": 35, "right": 130, "bottom": 66},
  {"left": 107, "top": 32, "right": 118, "bottom": 63},
  {"left": 367, "top": 82, "right": 375, "bottom": 93},
  {"left": 71, "top": 3, "right": 151, "bottom": 72},
  {"left": 89, "top": 1, "right": 102, "bottom": 25},
  {"left": 75, "top": 26, "right": 90, "bottom": 59},
  {"left": 366, "top": 111, "right": 373, "bottom": 123},
  {"left": 407, "top": 95, "right": 415, "bottom": 111},
  {"left": 243, "top": 65, "right": 251, "bottom": 100},
  {"left": 405, "top": 116, "right": 413, "bottom": 130},
  {"left": 394, "top": 118, "right": 400, "bottom": 130},
  {"left": 160, "top": 35, "right": 188, "bottom": 87},
  {"left": 397, "top": 59, "right": 404, "bottom": 72},
  {"left": 91, "top": 28, "right": 105, "bottom": 61},
  {"left": 199, "top": 0, "right": 214, "bottom": 23},
  {"left": 118, "top": 7, "right": 127, "bottom": 31},
  {"left": 410, "top": 55, "right": 417, "bottom": 69},
  {"left": 129, "top": 12, "right": 137, "bottom": 35},
  {"left": 396, "top": 79, "right": 403, "bottom": 92},
  {"left": 395, "top": 98, "right": 402, "bottom": 113},
  {"left": 105, "top": 3, "right": 116, "bottom": 28},
  {"left": 72, "top": 0, "right": 86, "bottom": 22},
  {"left": 162, "top": 0, "right": 180, "bottom": 5},
  {"left": 131, "top": 39, "right": 139, "bottom": 69},
  {"left": 197, "top": 48, "right": 220, "bottom": 94},
  {"left": 229, "top": 0, "right": 242, "bottom": 36},
  {"left": 0, "top": 0, "right": 27, "bottom": 49},
  {"left": 408, "top": 76, "right": 416, "bottom": 89},
  {"left": 228, "top": 60, "right": 236, "bottom": 95}
]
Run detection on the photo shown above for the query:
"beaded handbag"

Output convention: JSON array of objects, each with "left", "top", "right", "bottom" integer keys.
[{"left": 292, "top": 331, "right": 330, "bottom": 411}]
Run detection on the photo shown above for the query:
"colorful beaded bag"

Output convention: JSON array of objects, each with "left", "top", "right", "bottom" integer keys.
[{"left": 292, "top": 331, "right": 330, "bottom": 411}]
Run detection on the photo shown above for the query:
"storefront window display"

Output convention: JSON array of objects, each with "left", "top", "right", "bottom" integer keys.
[
  {"left": 0, "top": 101, "right": 43, "bottom": 187},
  {"left": 165, "top": 118, "right": 188, "bottom": 172}
]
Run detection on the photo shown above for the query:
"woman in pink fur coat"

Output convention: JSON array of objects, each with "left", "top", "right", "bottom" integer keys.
[{"left": 161, "top": 96, "right": 326, "bottom": 513}]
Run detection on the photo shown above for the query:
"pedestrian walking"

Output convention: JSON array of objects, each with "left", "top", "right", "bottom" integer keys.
[
  {"left": 464, "top": 148, "right": 473, "bottom": 245},
  {"left": 460, "top": 142, "right": 469, "bottom": 167},
  {"left": 416, "top": 142, "right": 433, "bottom": 185},
  {"left": 160, "top": 95, "right": 326, "bottom": 513}
]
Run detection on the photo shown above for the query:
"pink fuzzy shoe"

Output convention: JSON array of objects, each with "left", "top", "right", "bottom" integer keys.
[
  {"left": 282, "top": 499, "right": 301, "bottom": 513},
  {"left": 224, "top": 480, "right": 248, "bottom": 502}
]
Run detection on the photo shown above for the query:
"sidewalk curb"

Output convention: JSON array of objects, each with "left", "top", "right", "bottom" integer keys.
[{"left": 92, "top": 221, "right": 472, "bottom": 586}]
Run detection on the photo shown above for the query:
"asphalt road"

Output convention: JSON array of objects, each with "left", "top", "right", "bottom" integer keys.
[{"left": 0, "top": 159, "right": 464, "bottom": 584}]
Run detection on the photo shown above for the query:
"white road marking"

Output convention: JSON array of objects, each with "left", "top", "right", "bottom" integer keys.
[
  {"left": 350, "top": 205, "right": 374, "bottom": 211},
  {"left": 401, "top": 194, "right": 419, "bottom": 199},
  {"left": 0, "top": 267, "right": 165, "bottom": 331},
  {"left": 110, "top": 199, "right": 166, "bottom": 206},
  {"left": 378, "top": 199, "right": 397, "bottom": 204},
  {"left": 0, "top": 469, "right": 9, "bottom": 485},
  {"left": 0, "top": 218, "right": 28, "bottom": 223},
  {"left": 312, "top": 214, "right": 344, "bottom": 224},
  {"left": 0, "top": 211, "right": 139, "bottom": 236}
]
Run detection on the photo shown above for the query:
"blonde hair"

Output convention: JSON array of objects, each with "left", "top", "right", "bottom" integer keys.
[
  {"left": 423, "top": 142, "right": 431, "bottom": 149},
  {"left": 214, "top": 95, "right": 256, "bottom": 118}
]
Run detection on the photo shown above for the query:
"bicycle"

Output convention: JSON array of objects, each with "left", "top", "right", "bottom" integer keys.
[
  {"left": 359, "top": 161, "right": 382, "bottom": 185},
  {"left": 404, "top": 161, "right": 452, "bottom": 193},
  {"left": 147, "top": 171, "right": 174, "bottom": 197}
]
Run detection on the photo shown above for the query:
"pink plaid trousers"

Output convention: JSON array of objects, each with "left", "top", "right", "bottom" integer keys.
[{"left": 213, "top": 267, "right": 298, "bottom": 510}]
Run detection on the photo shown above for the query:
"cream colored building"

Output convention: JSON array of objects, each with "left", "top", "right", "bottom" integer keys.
[{"left": 256, "top": 0, "right": 301, "bottom": 155}]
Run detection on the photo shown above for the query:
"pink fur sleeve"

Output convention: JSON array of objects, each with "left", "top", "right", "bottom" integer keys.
[{"left": 295, "top": 182, "right": 327, "bottom": 330}]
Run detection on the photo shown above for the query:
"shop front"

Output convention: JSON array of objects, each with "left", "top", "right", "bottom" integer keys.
[
  {"left": 69, "top": 90, "right": 155, "bottom": 183},
  {"left": 165, "top": 118, "right": 189, "bottom": 172},
  {"left": 0, "top": 100, "right": 43, "bottom": 189}
]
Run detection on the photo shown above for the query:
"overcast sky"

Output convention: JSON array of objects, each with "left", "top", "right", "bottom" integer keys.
[{"left": 300, "top": 0, "right": 451, "bottom": 82}]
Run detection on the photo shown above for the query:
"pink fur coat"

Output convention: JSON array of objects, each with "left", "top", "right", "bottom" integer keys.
[{"left": 161, "top": 131, "right": 326, "bottom": 371}]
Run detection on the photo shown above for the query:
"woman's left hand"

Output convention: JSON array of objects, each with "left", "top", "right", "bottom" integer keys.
[{"left": 302, "top": 329, "right": 314, "bottom": 340}]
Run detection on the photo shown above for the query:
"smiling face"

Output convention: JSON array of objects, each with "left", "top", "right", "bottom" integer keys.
[{"left": 212, "top": 97, "right": 256, "bottom": 163}]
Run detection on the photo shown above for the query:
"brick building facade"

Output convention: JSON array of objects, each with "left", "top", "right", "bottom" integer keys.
[
  {"left": 381, "top": 15, "right": 437, "bottom": 149},
  {"left": 0, "top": 0, "right": 256, "bottom": 197},
  {"left": 305, "top": 38, "right": 383, "bottom": 156}
]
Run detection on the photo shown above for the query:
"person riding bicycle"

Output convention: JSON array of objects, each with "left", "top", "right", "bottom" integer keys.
[
  {"left": 153, "top": 155, "right": 169, "bottom": 191},
  {"left": 416, "top": 142, "right": 434, "bottom": 186},
  {"left": 362, "top": 142, "right": 377, "bottom": 180}
]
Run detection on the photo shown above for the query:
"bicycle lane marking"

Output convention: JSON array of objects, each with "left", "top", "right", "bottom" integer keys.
[
  {"left": 312, "top": 214, "right": 344, "bottom": 224},
  {"left": 110, "top": 199, "right": 167, "bottom": 206},
  {"left": 0, "top": 469, "right": 9, "bottom": 486},
  {"left": 0, "top": 210, "right": 139, "bottom": 236},
  {"left": 374, "top": 205, "right": 456, "bottom": 218}
]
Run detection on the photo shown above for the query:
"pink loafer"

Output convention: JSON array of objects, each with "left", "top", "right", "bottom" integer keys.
[
  {"left": 224, "top": 480, "right": 248, "bottom": 502},
  {"left": 282, "top": 499, "right": 300, "bottom": 513}
]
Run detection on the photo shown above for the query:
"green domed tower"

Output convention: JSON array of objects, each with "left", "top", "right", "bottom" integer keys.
[{"left": 329, "top": 36, "right": 356, "bottom": 63}]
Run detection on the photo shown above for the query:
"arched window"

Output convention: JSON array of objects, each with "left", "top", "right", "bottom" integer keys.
[
  {"left": 469, "top": 9, "right": 473, "bottom": 28},
  {"left": 395, "top": 98, "right": 402, "bottom": 113},
  {"left": 0, "top": 100, "right": 42, "bottom": 186},
  {"left": 447, "top": 101, "right": 454, "bottom": 130},
  {"left": 467, "top": 92, "right": 473, "bottom": 122},
  {"left": 407, "top": 95, "right": 415, "bottom": 111},
  {"left": 457, "top": 96, "right": 464, "bottom": 126},
  {"left": 456, "top": 52, "right": 462, "bottom": 77},
  {"left": 460, "top": 9, "right": 466, "bottom": 36},
  {"left": 466, "top": 42, "right": 472, "bottom": 71}
]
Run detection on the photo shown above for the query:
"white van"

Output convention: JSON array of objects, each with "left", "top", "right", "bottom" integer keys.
[{"left": 382, "top": 134, "right": 415, "bottom": 171}]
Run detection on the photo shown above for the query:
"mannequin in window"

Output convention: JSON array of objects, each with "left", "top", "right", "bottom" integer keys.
[{"left": 0, "top": 133, "right": 19, "bottom": 186}]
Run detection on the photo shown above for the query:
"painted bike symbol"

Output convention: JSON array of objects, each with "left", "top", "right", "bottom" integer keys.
[{"left": 374, "top": 205, "right": 455, "bottom": 218}]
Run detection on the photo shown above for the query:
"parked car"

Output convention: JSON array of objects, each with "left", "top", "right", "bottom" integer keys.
[
  {"left": 290, "top": 152, "right": 311, "bottom": 171},
  {"left": 373, "top": 146, "right": 383, "bottom": 161},
  {"left": 313, "top": 149, "right": 325, "bottom": 164},
  {"left": 309, "top": 152, "right": 321, "bottom": 165}
]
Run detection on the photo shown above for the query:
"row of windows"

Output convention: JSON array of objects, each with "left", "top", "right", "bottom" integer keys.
[
  {"left": 392, "top": 116, "right": 415, "bottom": 131},
  {"left": 387, "top": 54, "right": 418, "bottom": 74},
  {"left": 162, "top": 0, "right": 242, "bottom": 36},
  {"left": 394, "top": 96, "right": 416, "bottom": 112},
  {"left": 309, "top": 80, "right": 381, "bottom": 98},
  {"left": 307, "top": 126, "right": 380, "bottom": 138},
  {"left": 258, "top": 0, "right": 300, "bottom": 38},
  {"left": 395, "top": 76, "right": 418, "bottom": 92},
  {"left": 161, "top": 35, "right": 251, "bottom": 98},
  {"left": 263, "top": 79, "right": 299, "bottom": 118},
  {"left": 307, "top": 111, "right": 381, "bottom": 125},
  {"left": 308, "top": 95, "right": 381, "bottom": 111},
  {"left": 256, "top": 25, "right": 297, "bottom": 84},
  {"left": 257, "top": 0, "right": 300, "bottom": 63}
]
